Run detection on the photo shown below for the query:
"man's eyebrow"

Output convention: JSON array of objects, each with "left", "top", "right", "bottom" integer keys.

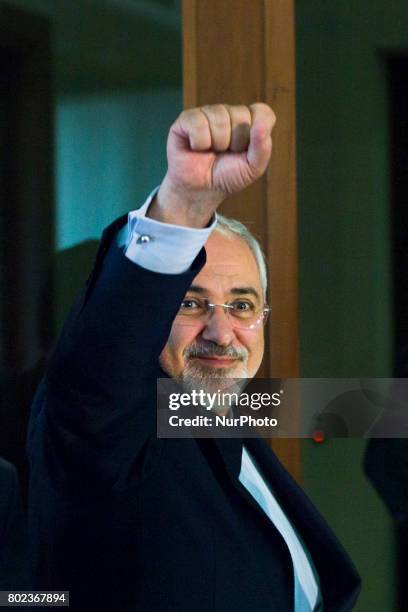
[
  {"left": 230, "top": 287, "right": 261, "bottom": 301},
  {"left": 187, "top": 285, "right": 207, "bottom": 294},
  {"left": 187, "top": 285, "right": 261, "bottom": 301}
]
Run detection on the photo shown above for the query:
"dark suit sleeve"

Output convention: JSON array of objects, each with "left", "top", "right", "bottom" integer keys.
[
  {"left": 30, "top": 219, "right": 206, "bottom": 492},
  {"left": 0, "top": 458, "right": 30, "bottom": 589}
]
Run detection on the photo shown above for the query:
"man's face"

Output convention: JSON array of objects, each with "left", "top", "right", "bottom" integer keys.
[{"left": 159, "top": 231, "right": 265, "bottom": 385}]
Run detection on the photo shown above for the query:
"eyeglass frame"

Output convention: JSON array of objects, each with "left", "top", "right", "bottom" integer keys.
[{"left": 174, "top": 298, "right": 271, "bottom": 330}]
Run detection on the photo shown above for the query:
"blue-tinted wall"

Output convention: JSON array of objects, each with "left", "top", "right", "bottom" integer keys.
[{"left": 56, "top": 89, "right": 181, "bottom": 249}]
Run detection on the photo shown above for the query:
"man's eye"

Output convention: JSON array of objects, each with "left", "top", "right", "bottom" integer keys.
[
  {"left": 230, "top": 300, "right": 255, "bottom": 313},
  {"left": 180, "top": 299, "right": 201, "bottom": 310}
]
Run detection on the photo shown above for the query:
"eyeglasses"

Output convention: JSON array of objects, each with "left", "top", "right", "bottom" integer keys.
[{"left": 174, "top": 297, "right": 270, "bottom": 330}]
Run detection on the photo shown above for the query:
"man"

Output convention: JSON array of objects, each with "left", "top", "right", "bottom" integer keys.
[{"left": 28, "top": 103, "right": 360, "bottom": 611}]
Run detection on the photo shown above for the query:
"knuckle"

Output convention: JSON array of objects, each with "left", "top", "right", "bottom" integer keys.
[
  {"left": 250, "top": 102, "right": 276, "bottom": 121},
  {"left": 178, "top": 108, "right": 194, "bottom": 123},
  {"left": 214, "top": 117, "right": 231, "bottom": 132},
  {"left": 229, "top": 105, "right": 251, "bottom": 124},
  {"left": 181, "top": 108, "right": 209, "bottom": 131},
  {"left": 203, "top": 103, "right": 228, "bottom": 115},
  {"left": 202, "top": 105, "right": 230, "bottom": 129},
  {"left": 194, "top": 117, "right": 210, "bottom": 132},
  {"left": 230, "top": 104, "right": 250, "bottom": 114}
]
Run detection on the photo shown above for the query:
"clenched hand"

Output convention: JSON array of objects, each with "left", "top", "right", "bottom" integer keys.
[{"left": 148, "top": 103, "right": 276, "bottom": 228}]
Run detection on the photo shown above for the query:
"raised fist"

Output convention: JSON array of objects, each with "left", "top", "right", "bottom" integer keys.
[{"left": 148, "top": 103, "right": 276, "bottom": 228}]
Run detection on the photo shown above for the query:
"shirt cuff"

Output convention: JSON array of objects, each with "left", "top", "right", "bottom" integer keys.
[{"left": 119, "top": 186, "right": 217, "bottom": 274}]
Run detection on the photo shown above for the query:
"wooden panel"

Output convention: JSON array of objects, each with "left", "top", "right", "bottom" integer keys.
[
  {"left": 182, "top": 0, "right": 300, "bottom": 481},
  {"left": 264, "top": 0, "right": 299, "bottom": 378}
]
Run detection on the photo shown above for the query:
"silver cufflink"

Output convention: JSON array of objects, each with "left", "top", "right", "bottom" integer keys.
[{"left": 136, "top": 234, "right": 153, "bottom": 244}]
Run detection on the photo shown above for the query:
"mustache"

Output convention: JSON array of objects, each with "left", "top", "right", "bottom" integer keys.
[{"left": 184, "top": 342, "right": 248, "bottom": 361}]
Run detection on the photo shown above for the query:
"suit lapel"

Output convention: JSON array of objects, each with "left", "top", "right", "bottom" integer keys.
[
  {"left": 213, "top": 436, "right": 243, "bottom": 479},
  {"left": 213, "top": 436, "right": 280, "bottom": 524},
  {"left": 213, "top": 436, "right": 295, "bottom": 537},
  {"left": 211, "top": 435, "right": 295, "bottom": 586},
  {"left": 243, "top": 436, "right": 361, "bottom": 612}
]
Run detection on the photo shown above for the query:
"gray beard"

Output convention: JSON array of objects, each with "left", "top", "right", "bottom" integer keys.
[
  {"left": 181, "top": 340, "right": 249, "bottom": 385},
  {"left": 160, "top": 340, "right": 250, "bottom": 414},
  {"left": 179, "top": 360, "right": 249, "bottom": 415}
]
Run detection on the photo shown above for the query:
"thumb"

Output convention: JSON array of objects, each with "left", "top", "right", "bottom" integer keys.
[{"left": 246, "top": 121, "right": 273, "bottom": 178}]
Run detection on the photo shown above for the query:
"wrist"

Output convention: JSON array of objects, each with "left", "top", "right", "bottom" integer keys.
[{"left": 147, "top": 175, "right": 224, "bottom": 228}]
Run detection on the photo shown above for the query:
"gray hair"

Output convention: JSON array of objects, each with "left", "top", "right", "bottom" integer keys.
[{"left": 214, "top": 214, "right": 268, "bottom": 299}]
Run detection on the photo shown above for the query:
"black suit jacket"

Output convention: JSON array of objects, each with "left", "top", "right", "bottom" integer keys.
[
  {"left": 28, "top": 217, "right": 360, "bottom": 611},
  {"left": 0, "top": 457, "right": 30, "bottom": 590}
]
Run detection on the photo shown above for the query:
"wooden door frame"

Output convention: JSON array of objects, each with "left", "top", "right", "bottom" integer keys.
[{"left": 182, "top": 0, "right": 300, "bottom": 480}]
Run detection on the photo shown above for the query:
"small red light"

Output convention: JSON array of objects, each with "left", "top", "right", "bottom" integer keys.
[{"left": 312, "top": 429, "right": 325, "bottom": 443}]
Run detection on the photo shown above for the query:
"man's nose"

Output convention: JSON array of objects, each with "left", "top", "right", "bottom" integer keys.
[{"left": 201, "top": 307, "right": 236, "bottom": 346}]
